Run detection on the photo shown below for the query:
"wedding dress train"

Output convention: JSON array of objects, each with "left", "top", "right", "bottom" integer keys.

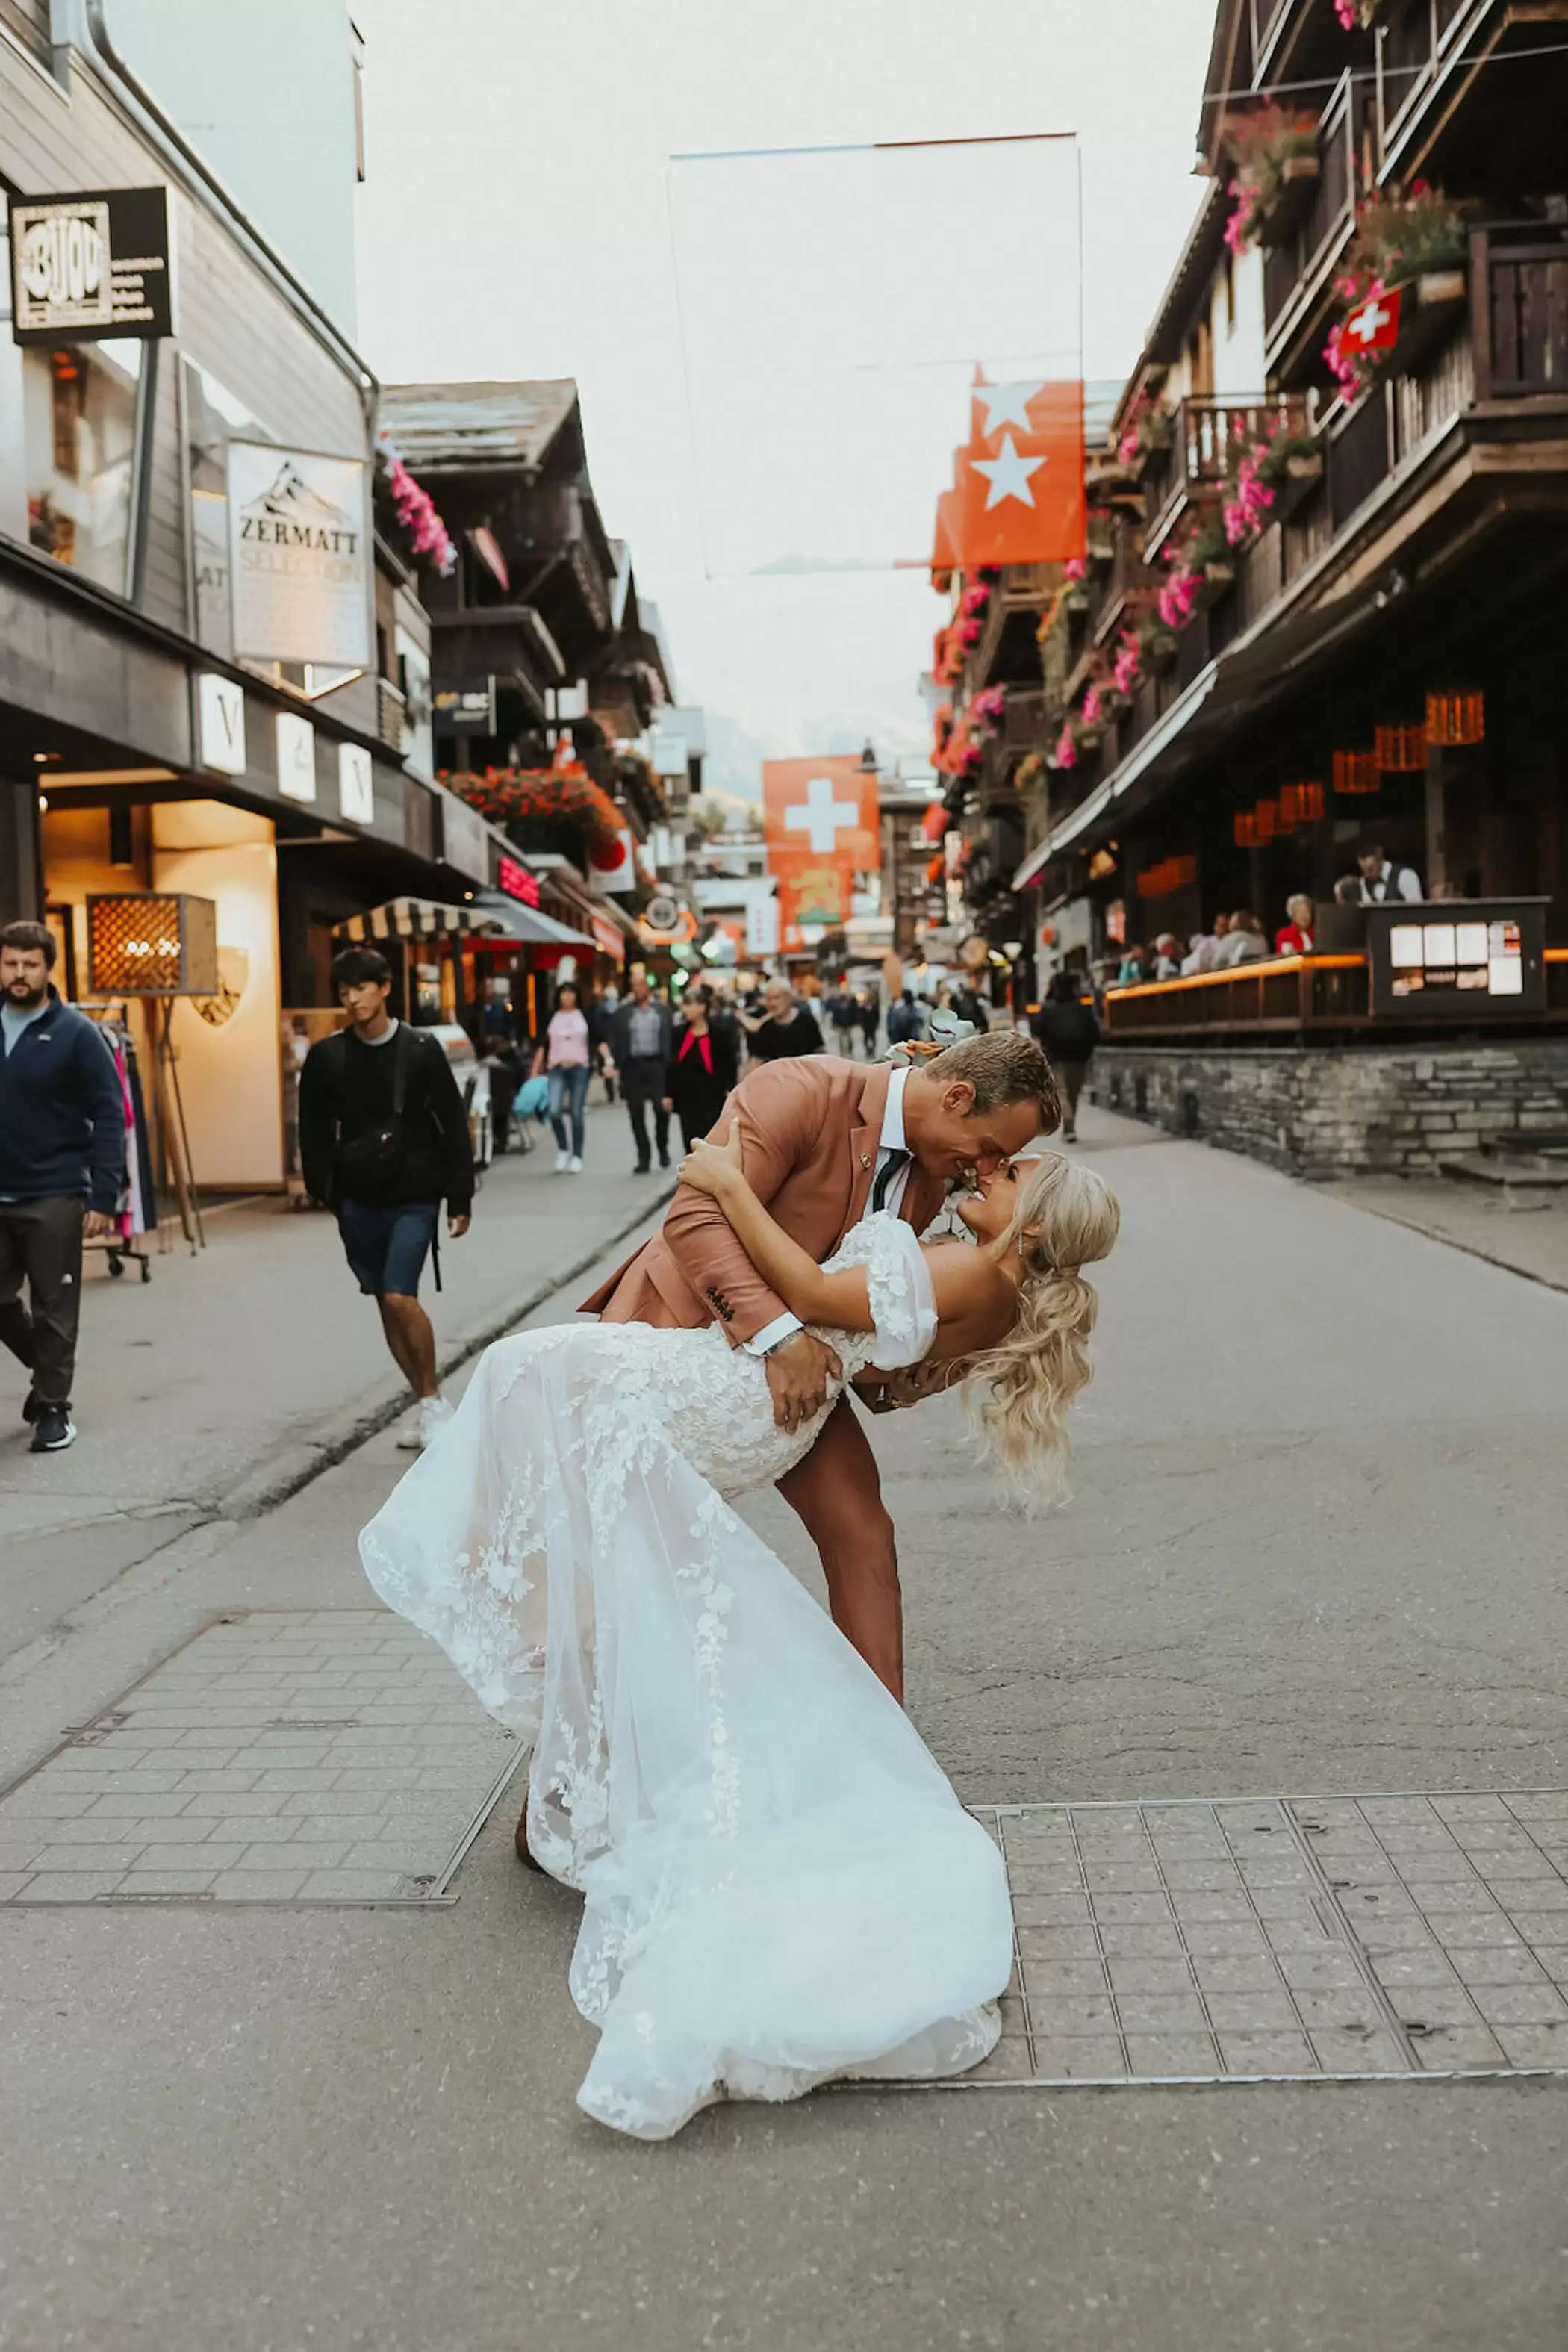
[{"left": 359, "top": 1213, "right": 1013, "bottom": 2139}]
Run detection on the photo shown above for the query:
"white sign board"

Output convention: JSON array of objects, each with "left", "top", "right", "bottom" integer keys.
[
  {"left": 745, "top": 895, "right": 780, "bottom": 958},
  {"left": 650, "top": 727, "right": 688, "bottom": 779},
  {"left": 276, "top": 712, "right": 317, "bottom": 802},
  {"left": 227, "top": 441, "right": 371, "bottom": 668},
  {"left": 338, "top": 742, "right": 375, "bottom": 827},
  {"left": 440, "top": 792, "right": 490, "bottom": 884},
  {"left": 196, "top": 673, "right": 246, "bottom": 775}
]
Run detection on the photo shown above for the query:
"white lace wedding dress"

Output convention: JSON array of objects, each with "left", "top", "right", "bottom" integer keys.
[{"left": 359, "top": 1211, "right": 1012, "bottom": 2139}]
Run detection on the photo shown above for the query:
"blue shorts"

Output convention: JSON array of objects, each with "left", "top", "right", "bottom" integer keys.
[{"left": 337, "top": 1198, "right": 438, "bottom": 1298}]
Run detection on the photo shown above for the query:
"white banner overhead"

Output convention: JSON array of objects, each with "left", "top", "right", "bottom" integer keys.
[{"left": 226, "top": 441, "right": 371, "bottom": 669}]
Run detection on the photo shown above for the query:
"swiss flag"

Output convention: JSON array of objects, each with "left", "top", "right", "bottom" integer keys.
[
  {"left": 948, "top": 376, "right": 1086, "bottom": 569},
  {"left": 1343, "top": 285, "right": 1401, "bottom": 354},
  {"left": 762, "top": 756, "right": 880, "bottom": 870}
]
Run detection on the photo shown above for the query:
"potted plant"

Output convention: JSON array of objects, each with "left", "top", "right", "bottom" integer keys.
[
  {"left": 1222, "top": 107, "right": 1320, "bottom": 252},
  {"left": 1334, "top": 0, "right": 1386, "bottom": 25}
]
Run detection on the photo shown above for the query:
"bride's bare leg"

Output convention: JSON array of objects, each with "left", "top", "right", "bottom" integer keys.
[{"left": 776, "top": 1396, "right": 904, "bottom": 1705}]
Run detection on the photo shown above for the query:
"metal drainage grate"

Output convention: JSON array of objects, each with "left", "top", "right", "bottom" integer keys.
[
  {"left": 948, "top": 1794, "right": 1568, "bottom": 2086},
  {"left": 0, "top": 1610, "right": 521, "bottom": 1905}
]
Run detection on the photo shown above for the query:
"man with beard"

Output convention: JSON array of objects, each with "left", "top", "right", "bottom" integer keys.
[{"left": 0, "top": 921, "right": 125, "bottom": 1452}]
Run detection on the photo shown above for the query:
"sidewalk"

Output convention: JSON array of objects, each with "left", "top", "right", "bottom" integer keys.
[{"left": 0, "top": 1098, "right": 671, "bottom": 1663}]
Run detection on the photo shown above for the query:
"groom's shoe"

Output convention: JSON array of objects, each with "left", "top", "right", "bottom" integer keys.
[{"left": 514, "top": 1805, "right": 544, "bottom": 1873}]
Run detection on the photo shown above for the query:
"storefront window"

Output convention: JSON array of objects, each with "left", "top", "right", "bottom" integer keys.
[
  {"left": 20, "top": 339, "right": 144, "bottom": 591},
  {"left": 183, "top": 355, "right": 275, "bottom": 660}
]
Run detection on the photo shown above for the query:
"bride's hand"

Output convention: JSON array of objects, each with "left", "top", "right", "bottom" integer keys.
[{"left": 677, "top": 1117, "right": 746, "bottom": 1199}]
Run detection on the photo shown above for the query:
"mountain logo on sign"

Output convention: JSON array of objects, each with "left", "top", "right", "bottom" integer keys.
[{"left": 238, "top": 463, "right": 361, "bottom": 557}]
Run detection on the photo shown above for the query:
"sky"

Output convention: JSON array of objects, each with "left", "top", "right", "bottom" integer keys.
[{"left": 352, "top": 0, "right": 1219, "bottom": 797}]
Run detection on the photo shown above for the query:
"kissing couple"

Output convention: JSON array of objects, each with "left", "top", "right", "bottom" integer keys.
[{"left": 361, "top": 1030, "right": 1119, "bottom": 2139}]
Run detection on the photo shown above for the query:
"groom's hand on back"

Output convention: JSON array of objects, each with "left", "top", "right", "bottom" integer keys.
[{"left": 765, "top": 1330, "right": 841, "bottom": 1435}]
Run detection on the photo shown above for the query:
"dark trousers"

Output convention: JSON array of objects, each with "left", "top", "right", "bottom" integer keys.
[
  {"left": 1055, "top": 1058, "right": 1089, "bottom": 1131},
  {"left": 0, "top": 1193, "right": 87, "bottom": 1406},
  {"left": 620, "top": 1056, "right": 670, "bottom": 1167}
]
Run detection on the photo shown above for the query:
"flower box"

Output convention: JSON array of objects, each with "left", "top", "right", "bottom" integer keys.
[
  {"left": 1141, "top": 628, "right": 1180, "bottom": 673},
  {"left": 1392, "top": 266, "right": 1469, "bottom": 373}
]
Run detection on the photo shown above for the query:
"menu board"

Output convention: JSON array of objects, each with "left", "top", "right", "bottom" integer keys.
[
  {"left": 1387, "top": 918, "right": 1523, "bottom": 1000},
  {"left": 1368, "top": 900, "right": 1546, "bottom": 1018}
]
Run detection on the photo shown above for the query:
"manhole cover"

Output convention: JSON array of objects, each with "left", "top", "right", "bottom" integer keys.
[
  {"left": 0, "top": 1611, "right": 520, "bottom": 1905},
  {"left": 940, "top": 1796, "right": 1568, "bottom": 2086}
]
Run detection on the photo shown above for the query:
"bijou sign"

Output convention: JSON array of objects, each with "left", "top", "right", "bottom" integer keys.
[{"left": 225, "top": 440, "right": 371, "bottom": 670}]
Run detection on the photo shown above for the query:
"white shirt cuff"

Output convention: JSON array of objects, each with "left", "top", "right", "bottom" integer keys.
[{"left": 745, "top": 1310, "right": 803, "bottom": 1357}]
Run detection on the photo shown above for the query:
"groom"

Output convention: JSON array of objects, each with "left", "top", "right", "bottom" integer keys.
[{"left": 581, "top": 1030, "right": 1059, "bottom": 1696}]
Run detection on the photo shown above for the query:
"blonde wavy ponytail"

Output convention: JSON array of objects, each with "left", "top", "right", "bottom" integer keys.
[{"left": 959, "top": 1154, "right": 1120, "bottom": 1510}]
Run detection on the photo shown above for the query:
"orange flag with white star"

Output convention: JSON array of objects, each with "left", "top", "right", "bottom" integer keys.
[{"left": 947, "top": 376, "right": 1086, "bottom": 567}]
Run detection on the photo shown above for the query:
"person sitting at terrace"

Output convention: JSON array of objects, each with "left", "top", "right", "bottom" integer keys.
[
  {"left": 1116, "top": 945, "right": 1148, "bottom": 986},
  {"left": 1180, "top": 912, "right": 1231, "bottom": 974},
  {"left": 1215, "top": 911, "right": 1270, "bottom": 966},
  {"left": 1151, "top": 933, "right": 1184, "bottom": 979},
  {"left": 1275, "top": 893, "right": 1316, "bottom": 956}
]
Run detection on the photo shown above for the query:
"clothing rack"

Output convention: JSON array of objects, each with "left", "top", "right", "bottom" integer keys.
[{"left": 80, "top": 1004, "right": 158, "bottom": 1281}]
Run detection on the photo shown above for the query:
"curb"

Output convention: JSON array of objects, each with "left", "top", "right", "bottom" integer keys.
[{"left": 216, "top": 1182, "right": 675, "bottom": 1521}]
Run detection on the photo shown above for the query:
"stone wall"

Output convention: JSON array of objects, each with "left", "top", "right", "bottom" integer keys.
[{"left": 1092, "top": 1038, "right": 1568, "bottom": 1177}]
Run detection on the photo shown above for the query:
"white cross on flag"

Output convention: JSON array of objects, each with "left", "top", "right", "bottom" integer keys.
[
  {"left": 762, "top": 754, "right": 881, "bottom": 908},
  {"left": 1343, "top": 285, "right": 1401, "bottom": 352}
]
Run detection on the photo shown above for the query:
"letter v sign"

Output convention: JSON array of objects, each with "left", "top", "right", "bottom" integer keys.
[{"left": 197, "top": 673, "right": 248, "bottom": 776}]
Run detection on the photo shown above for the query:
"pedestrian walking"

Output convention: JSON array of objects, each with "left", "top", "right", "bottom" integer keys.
[
  {"left": 741, "top": 979, "right": 825, "bottom": 1063},
  {"left": 885, "top": 989, "right": 927, "bottom": 1048},
  {"left": 1030, "top": 971, "right": 1101, "bottom": 1143},
  {"left": 858, "top": 991, "right": 879, "bottom": 1060},
  {"left": 532, "top": 980, "right": 594, "bottom": 1172},
  {"left": 662, "top": 987, "right": 741, "bottom": 1152},
  {"left": 0, "top": 920, "right": 126, "bottom": 1453},
  {"left": 298, "top": 948, "right": 474, "bottom": 1451},
  {"left": 607, "top": 970, "right": 675, "bottom": 1173},
  {"left": 827, "top": 983, "right": 859, "bottom": 1057}
]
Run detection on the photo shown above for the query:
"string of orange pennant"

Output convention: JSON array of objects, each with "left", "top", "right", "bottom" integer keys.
[{"left": 932, "top": 373, "right": 1087, "bottom": 578}]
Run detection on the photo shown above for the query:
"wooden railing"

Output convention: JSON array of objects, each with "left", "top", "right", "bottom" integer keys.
[
  {"left": 1478, "top": 226, "right": 1568, "bottom": 395},
  {"left": 1142, "top": 396, "right": 1313, "bottom": 564},
  {"left": 1103, "top": 956, "right": 1372, "bottom": 1035},
  {"left": 1263, "top": 83, "right": 1359, "bottom": 369}
]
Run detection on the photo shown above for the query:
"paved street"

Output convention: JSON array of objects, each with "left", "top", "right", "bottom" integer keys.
[{"left": 3, "top": 1105, "right": 1567, "bottom": 2351}]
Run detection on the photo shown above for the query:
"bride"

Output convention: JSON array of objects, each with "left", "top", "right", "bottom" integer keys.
[{"left": 360, "top": 1132, "right": 1119, "bottom": 2139}]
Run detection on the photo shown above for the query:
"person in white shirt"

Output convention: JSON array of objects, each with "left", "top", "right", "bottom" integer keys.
[
  {"left": 1182, "top": 913, "right": 1231, "bottom": 974},
  {"left": 1357, "top": 845, "right": 1424, "bottom": 903},
  {"left": 1215, "top": 910, "right": 1272, "bottom": 965}
]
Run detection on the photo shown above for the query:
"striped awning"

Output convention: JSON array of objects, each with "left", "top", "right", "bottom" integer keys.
[{"left": 332, "top": 897, "right": 503, "bottom": 943}]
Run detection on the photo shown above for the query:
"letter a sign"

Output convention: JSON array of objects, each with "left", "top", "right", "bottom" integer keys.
[{"left": 226, "top": 440, "right": 371, "bottom": 670}]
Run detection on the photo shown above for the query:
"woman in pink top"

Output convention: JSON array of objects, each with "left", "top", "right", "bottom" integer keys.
[{"left": 531, "top": 982, "right": 593, "bottom": 1172}]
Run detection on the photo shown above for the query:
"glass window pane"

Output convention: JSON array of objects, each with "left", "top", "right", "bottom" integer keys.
[
  {"left": 183, "top": 356, "right": 276, "bottom": 658},
  {"left": 22, "top": 339, "right": 143, "bottom": 592}
]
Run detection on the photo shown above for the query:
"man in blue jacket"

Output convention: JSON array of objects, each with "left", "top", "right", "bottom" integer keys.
[{"left": 0, "top": 921, "right": 125, "bottom": 1452}]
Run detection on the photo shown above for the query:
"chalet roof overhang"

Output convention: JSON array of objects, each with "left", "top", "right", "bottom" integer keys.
[
  {"left": 1017, "top": 401, "right": 1568, "bottom": 884},
  {"left": 379, "top": 380, "right": 581, "bottom": 477}
]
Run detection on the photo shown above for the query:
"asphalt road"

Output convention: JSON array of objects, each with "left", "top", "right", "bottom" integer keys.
[{"left": 3, "top": 1106, "right": 1567, "bottom": 2351}]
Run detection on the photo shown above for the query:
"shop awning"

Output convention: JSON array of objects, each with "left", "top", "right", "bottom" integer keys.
[
  {"left": 332, "top": 896, "right": 503, "bottom": 942},
  {"left": 466, "top": 891, "right": 595, "bottom": 950}
]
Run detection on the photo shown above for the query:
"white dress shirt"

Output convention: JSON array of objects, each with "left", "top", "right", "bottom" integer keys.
[{"left": 746, "top": 1065, "right": 912, "bottom": 1357}]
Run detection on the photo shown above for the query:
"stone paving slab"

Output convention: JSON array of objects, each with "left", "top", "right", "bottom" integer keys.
[
  {"left": 952, "top": 1794, "right": 1568, "bottom": 2086},
  {"left": 0, "top": 1611, "right": 520, "bottom": 1903}
]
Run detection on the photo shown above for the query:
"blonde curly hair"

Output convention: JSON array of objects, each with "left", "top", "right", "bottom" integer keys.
[{"left": 958, "top": 1152, "right": 1121, "bottom": 1509}]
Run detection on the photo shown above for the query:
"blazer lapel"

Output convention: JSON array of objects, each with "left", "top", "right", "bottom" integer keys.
[{"left": 845, "top": 1063, "right": 892, "bottom": 1234}]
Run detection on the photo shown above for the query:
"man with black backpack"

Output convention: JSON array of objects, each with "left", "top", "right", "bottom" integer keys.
[{"left": 299, "top": 948, "right": 475, "bottom": 1449}]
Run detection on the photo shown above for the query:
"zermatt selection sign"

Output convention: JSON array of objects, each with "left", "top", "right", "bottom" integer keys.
[
  {"left": 8, "top": 185, "right": 174, "bottom": 342},
  {"left": 225, "top": 440, "right": 371, "bottom": 669}
]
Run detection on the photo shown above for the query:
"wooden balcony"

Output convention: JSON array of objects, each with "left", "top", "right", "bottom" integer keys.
[
  {"left": 1262, "top": 76, "right": 1360, "bottom": 381},
  {"left": 971, "top": 562, "right": 1057, "bottom": 685},
  {"left": 1141, "top": 396, "right": 1316, "bottom": 564}
]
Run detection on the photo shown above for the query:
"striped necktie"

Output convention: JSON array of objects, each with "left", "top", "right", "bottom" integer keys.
[{"left": 871, "top": 1149, "right": 911, "bottom": 1213}]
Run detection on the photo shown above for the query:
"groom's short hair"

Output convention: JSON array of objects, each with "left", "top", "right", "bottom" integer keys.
[{"left": 924, "top": 1030, "right": 1061, "bottom": 1126}]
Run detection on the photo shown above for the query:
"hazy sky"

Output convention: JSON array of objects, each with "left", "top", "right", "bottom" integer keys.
[{"left": 353, "top": 0, "right": 1218, "bottom": 792}]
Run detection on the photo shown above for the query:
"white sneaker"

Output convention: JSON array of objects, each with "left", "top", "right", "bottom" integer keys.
[
  {"left": 554, "top": 1148, "right": 570, "bottom": 1173},
  {"left": 397, "top": 1395, "right": 453, "bottom": 1450},
  {"left": 567, "top": 1154, "right": 583, "bottom": 1173}
]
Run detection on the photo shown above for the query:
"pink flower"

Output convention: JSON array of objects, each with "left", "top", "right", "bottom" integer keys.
[
  {"left": 1334, "top": 0, "right": 1355, "bottom": 26},
  {"left": 1064, "top": 556, "right": 1087, "bottom": 583},
  {"left": 1112, "top": 634, "right": 1142, "bottom": 696},
  {"left": 1054, "top": 728, "right": 1077, "bottom": 769},
  {"left": 1082, "top": 686, "right": 1104, "bottom": 727}
]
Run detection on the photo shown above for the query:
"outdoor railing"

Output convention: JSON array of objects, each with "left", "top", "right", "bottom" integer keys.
[
  {"left": 1142, "top": 396, "right": 1312, "bottom": 564},
  {"left": 1102, "top": 955, "right": 1372, "bottom": 1036}
]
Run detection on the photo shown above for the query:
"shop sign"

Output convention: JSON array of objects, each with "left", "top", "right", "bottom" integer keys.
[
  {"left": 644, "top": 890, "right": 682, "bottom": 935},
  {"left": 226, "top": 441, "right": 371, "bottom": 669},
  {"left": 276, "top": 712, "right": 317, "bottom": 802},
  {"left": 649, "top": 726, "right": 688, "bottom": 779},
  {"left": 339, "top": 743, "right": 375, "bottom": 826},
  {"left": 196, "top": 673, "right": 246, "bottom": 776},
  {"left": 591, "top": 913, "right": 626, "bottom": 961},
  {"left": 9, "top": 186, "right": 175, "bottom": 343},
  {"left": 745, "top": 897, "right": 780, "bottom": 958},
  {"left": 497, "top": 854, "right": 540, "bottom": 909},
  {"left": 441, "top": 793, "right": 490, "bottom": 883},
  {"left": 588, "top": 827, "right": 636, "bottom": 897},
  {"left": 432, "top": 676, "right": 496, "bottom": 735}
]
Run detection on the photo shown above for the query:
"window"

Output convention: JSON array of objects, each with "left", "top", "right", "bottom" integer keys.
[
  {"left": 1, "top": 192, "right": 148, "bottom": 596},
  {"left": 182, "top": 355, "right": 276, "bottom": 659},
  {"left": 22, "top": 339, "right": 145, "bottom": 591}
]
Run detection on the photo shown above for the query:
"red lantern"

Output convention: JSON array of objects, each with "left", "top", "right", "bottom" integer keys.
[
  {"left": 1333, "top": 750, "right": 1379, "bottom": 796},
  {"left": 1425, "top": 691, "right": 1484, "bottom": 747},
  {"left": 1376, "top": 724, "right": 1428, "bottom": 771}
]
